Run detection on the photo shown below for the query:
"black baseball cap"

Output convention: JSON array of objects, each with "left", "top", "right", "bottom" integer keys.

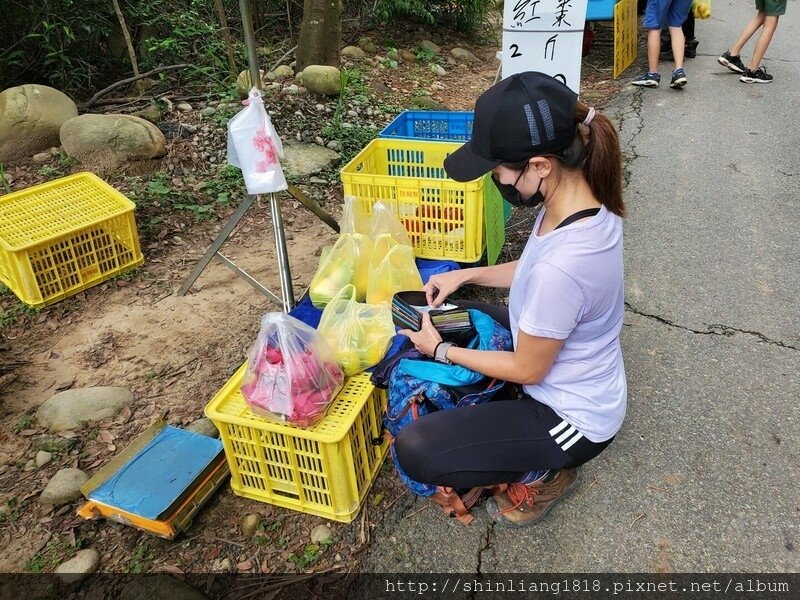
[{"left": 444, "top": 72, "right": 579, "bottom": 182}]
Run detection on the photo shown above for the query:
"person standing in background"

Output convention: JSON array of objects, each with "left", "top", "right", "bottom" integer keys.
[
  {"left": 718, "top": 0, "right": 787, "bottom": 84},
  {"left": 661, "top": 9, "right": 698, "bottom": 61},
  {"left": 632, "top": 0, "right": 694, "bottom": 89}
]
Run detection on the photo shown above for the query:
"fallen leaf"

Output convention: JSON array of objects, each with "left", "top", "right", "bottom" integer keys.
[
  {"left": 203, "top": 529, "right": 216, "bottom": 544},
  {"left": 58, "top": 430, "right": 79, "bottom": 439},
  {"left": 115, "top": 406, "right": 133, "bottom": 424},
  {"left": 18, "top": 429, "right": 38, "bottom": 437},
  {"left": 161, "top": 565, "right": 184, "bottom": 575},
  {"left": 55, "top": 379, "right": 76, "bottom": 391},
  {"left": 205, "top": 546, "right": 221, "bottom": 560},
  {"left": 99, "top": 430, "right": 114, "bottom": 445},
  {"left": 236, "top": 560, "right": 252, "bottom": 571}
]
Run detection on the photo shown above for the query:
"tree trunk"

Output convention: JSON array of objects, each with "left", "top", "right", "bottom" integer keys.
[
  {"left": 296, "top": 0, "right": 341, "bottom": 71},
  {"left": 111, "top": 0, "right": 143, "bottom": 94},
  {"left": 213, "top": 0, "right": 237, "bottom": 76}
]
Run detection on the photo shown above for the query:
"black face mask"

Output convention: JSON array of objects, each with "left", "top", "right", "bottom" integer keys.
[{"left": 491, "top": 166, "right": 544, "bottom": 208}]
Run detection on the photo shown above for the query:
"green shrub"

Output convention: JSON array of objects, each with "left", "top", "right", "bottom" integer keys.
[{"left": 371, "top": 0, "right": 494, "bottom": 33}]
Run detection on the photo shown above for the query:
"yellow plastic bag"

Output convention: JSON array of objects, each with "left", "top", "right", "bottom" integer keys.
[
  {"left": 366, "top": 241, "right": 423, "bottom": 305},
  {"left": 692, "top": 0, "right": 710, "bottom": 19},
  {"left": 309, "top": 233, "right": 372, "bottom": 307},
  {"left": 365, "top": 202, "right": 423, "bottom": 304},
  {"left": 342, "top": 195, "right": 370, "bottom": 235},
  {"left": 318, "top": 284, "right": 395, "bottom": 376},
  {"left": 369, "top": 201, "right": 412, "bottom": 247}
]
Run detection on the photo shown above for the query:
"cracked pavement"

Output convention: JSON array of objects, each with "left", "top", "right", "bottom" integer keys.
[{"left": 356, "top": 2, "right": 799, "bottom": 576}]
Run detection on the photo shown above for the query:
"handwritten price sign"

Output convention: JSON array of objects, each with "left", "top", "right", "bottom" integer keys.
[{"left": 502, "top": 0, "right": 589, "bottom": 93}]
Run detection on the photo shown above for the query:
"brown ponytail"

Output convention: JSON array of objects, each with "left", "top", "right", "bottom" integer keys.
[{"left": 573, "top": 101, "right": 625, "bottom": 217}]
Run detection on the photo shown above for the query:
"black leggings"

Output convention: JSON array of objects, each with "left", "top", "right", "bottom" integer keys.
[
  {"left": 393, "top": 300, "right": 613, "bottom": 489},
  {"left": 394, "top": 395, "right": 614, "bottom": 489}
]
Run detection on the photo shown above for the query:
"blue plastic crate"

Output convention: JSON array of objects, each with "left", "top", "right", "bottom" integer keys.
[{"left": 379, "top": 111, "right": 474, "bottom": 143}]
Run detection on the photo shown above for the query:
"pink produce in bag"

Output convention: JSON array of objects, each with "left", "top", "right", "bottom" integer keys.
[
  {"left": 241, "top": 313, "right": 344, "bottom": 427},
  {"left": 227, "top": 87, "right": 288, "bottom": 195}
]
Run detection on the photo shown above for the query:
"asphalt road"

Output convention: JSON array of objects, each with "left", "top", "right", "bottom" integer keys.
[{"left": 358, "top": 1, "right": 800, "bottom": 575}]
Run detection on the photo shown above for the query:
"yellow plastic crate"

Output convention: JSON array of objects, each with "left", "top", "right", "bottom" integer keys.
[
  {"left": 340, "top": 139, "right": 503, "bottom": 263},
  {"left": 0, "top": 172, "right": 144, "bottom": 307},
  {"left": 205, "top": 364, "right": 388, "bottom": 523}
]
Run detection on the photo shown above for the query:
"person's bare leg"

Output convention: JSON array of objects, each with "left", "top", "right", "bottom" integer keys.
[
  {"left": 731, "top": 11, "right": 766, "bottom": 55},
  {"left": 749, "top": 15, "right": 779, "bottom": 69},
  {"left": 669, "top": 26, "right": 685, "bottom": 69},
  {"left": 648, "top": 29, "right": 662, "bottom": 72}
]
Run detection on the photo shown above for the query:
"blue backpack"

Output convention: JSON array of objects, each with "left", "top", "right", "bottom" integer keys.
[{"left": 371, "top": 309, "right": 513, "bottom": 522}]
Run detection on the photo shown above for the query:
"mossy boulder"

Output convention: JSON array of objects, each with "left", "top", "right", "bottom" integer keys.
[
  {"left": 301, "top": 65, "right": 342, "bottom": 96},
  {"left": 0, "top": 84, "right": 77, "bottom": 163}
]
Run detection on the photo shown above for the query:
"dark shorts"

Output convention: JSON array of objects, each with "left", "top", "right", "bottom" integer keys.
[
  {"left": 644, "top": 0, "right": 694, "bottom": 29},
  {"left": 756, "top": 0, "right": 786, "bottom": 16}
]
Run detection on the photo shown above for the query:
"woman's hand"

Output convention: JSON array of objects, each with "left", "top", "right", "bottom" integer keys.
[
  {"left": 398, "top": 313, "right": 443, "bottom": 357},
  {"left": 425, "top": 270, "right": 471, "bottom": 307}
]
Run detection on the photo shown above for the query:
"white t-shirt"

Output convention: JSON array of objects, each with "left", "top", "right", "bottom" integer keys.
[{"left": 508, "top": 205, "right": 626, "bottom": 443}]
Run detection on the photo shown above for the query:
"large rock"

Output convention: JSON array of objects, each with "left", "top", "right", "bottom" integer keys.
[
  {"left": 60, "top": 114, "right": 165, "bottom": 171},
  {"left": 235, "top": 69, "right": 265, "bottom": 99},
  {"left": 132, "top": 105, "right": 162, "bottom": 124},
  {"left": 54, "top": 549, "right": 100, "bottom": 584},
  {"left": 450, "top": 47, "right": 479, "bottom": 62},
  {"left": 39, "top": 468, "right": 88, "bottom": 506},
  {"left": 186, "top": 418, "right": 219, "bottom": 438},
  {"left": 418, "top": 40, "right": 441, "bottom": 54},
  {"left": 121, "top": 575, "right": 208, "bottom": 600},
  {"left": 273, "top": 65, "right": 294, "bottom": 80},
  {"left": 413, "top": 96, "right": 447, "bottom": 111},
  {"left": 281, "top": 142, "right": 340, "bottom": 179},
  {"left": 36, "top": 386, "right": 133, "bottom": 432},
  {"left": 341, "top": 46, "right": 367, "bottom": 61},
  {"left": 358, "top": 36, "right": 376, "bottom": 53},
  {"left": 0, "top": 84, "right": 77, "bottom": 164},
  {"left": 301, "top": 65, "right": 342, "bottom": 96}
]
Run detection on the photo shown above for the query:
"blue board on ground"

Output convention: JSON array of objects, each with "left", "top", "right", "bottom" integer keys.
[{"left": 87, "top": 426, "right": 224, "bottom": 521}]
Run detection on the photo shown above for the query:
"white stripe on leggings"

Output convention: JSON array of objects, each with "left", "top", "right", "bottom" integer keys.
[
  {"left": 555, "top": 425, "right": 577, "bottom": 444},
  {"left": 549, "top": 420, "right": 569, "bottom": 436},
  {"left": 560, "top": 431, "right": 583, "bottom": 451}
]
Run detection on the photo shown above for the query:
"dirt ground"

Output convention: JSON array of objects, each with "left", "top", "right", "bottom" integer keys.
[{"left": 0, "top": 17, "right": 625, "bottom": 584}]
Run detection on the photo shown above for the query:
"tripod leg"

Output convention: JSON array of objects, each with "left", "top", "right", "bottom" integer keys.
[{"left": 178, "top": 193, "right": 258, "bottom": 296}]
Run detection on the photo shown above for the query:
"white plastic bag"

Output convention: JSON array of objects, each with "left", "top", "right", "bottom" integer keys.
[
  {"left": 227, "top": 87, "right": 287, "bottom": 195},
  {"left": 241, "top": 313, "right": 344, "bottom": 427}
]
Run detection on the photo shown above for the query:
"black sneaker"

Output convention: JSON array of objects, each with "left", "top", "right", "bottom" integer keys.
[
  {"left": 631, "top": 72, "right": 661, "bottom": 87},
  {"left": 685, "top": 39, "right": 699, "bottom": 59},
  {"left": 718, "top": 51, "right": 745, "bottom": 74},
  {"left": 670, "top": 68, "right": 687, "bottom": 89},
  {"left": 740, "top": 67, "right": 773, "bottom": 84}
]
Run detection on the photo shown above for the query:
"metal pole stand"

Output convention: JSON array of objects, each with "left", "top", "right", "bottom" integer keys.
[
  {"left": 178, "top": 0, "right": 295, "bottom": 312},
  {"left": 178, "top": 193, "right": 295, "bottom": 311}
]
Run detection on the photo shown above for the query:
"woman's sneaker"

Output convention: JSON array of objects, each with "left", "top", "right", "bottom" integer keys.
[
  {"left": 670, "top": 68, "right": 687, "bottom": 88},
  {"left": 718, "top": 51, "right": 745, "bottom": 74},
  {"left": 486, "top": 469, "right": 581, "bottom": 527},
  {"left": 740, "top": 67, "right": 773, "bottom": 84},
  {"left": 631, "top": 72, "right": 660, "bottom": 87}
]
